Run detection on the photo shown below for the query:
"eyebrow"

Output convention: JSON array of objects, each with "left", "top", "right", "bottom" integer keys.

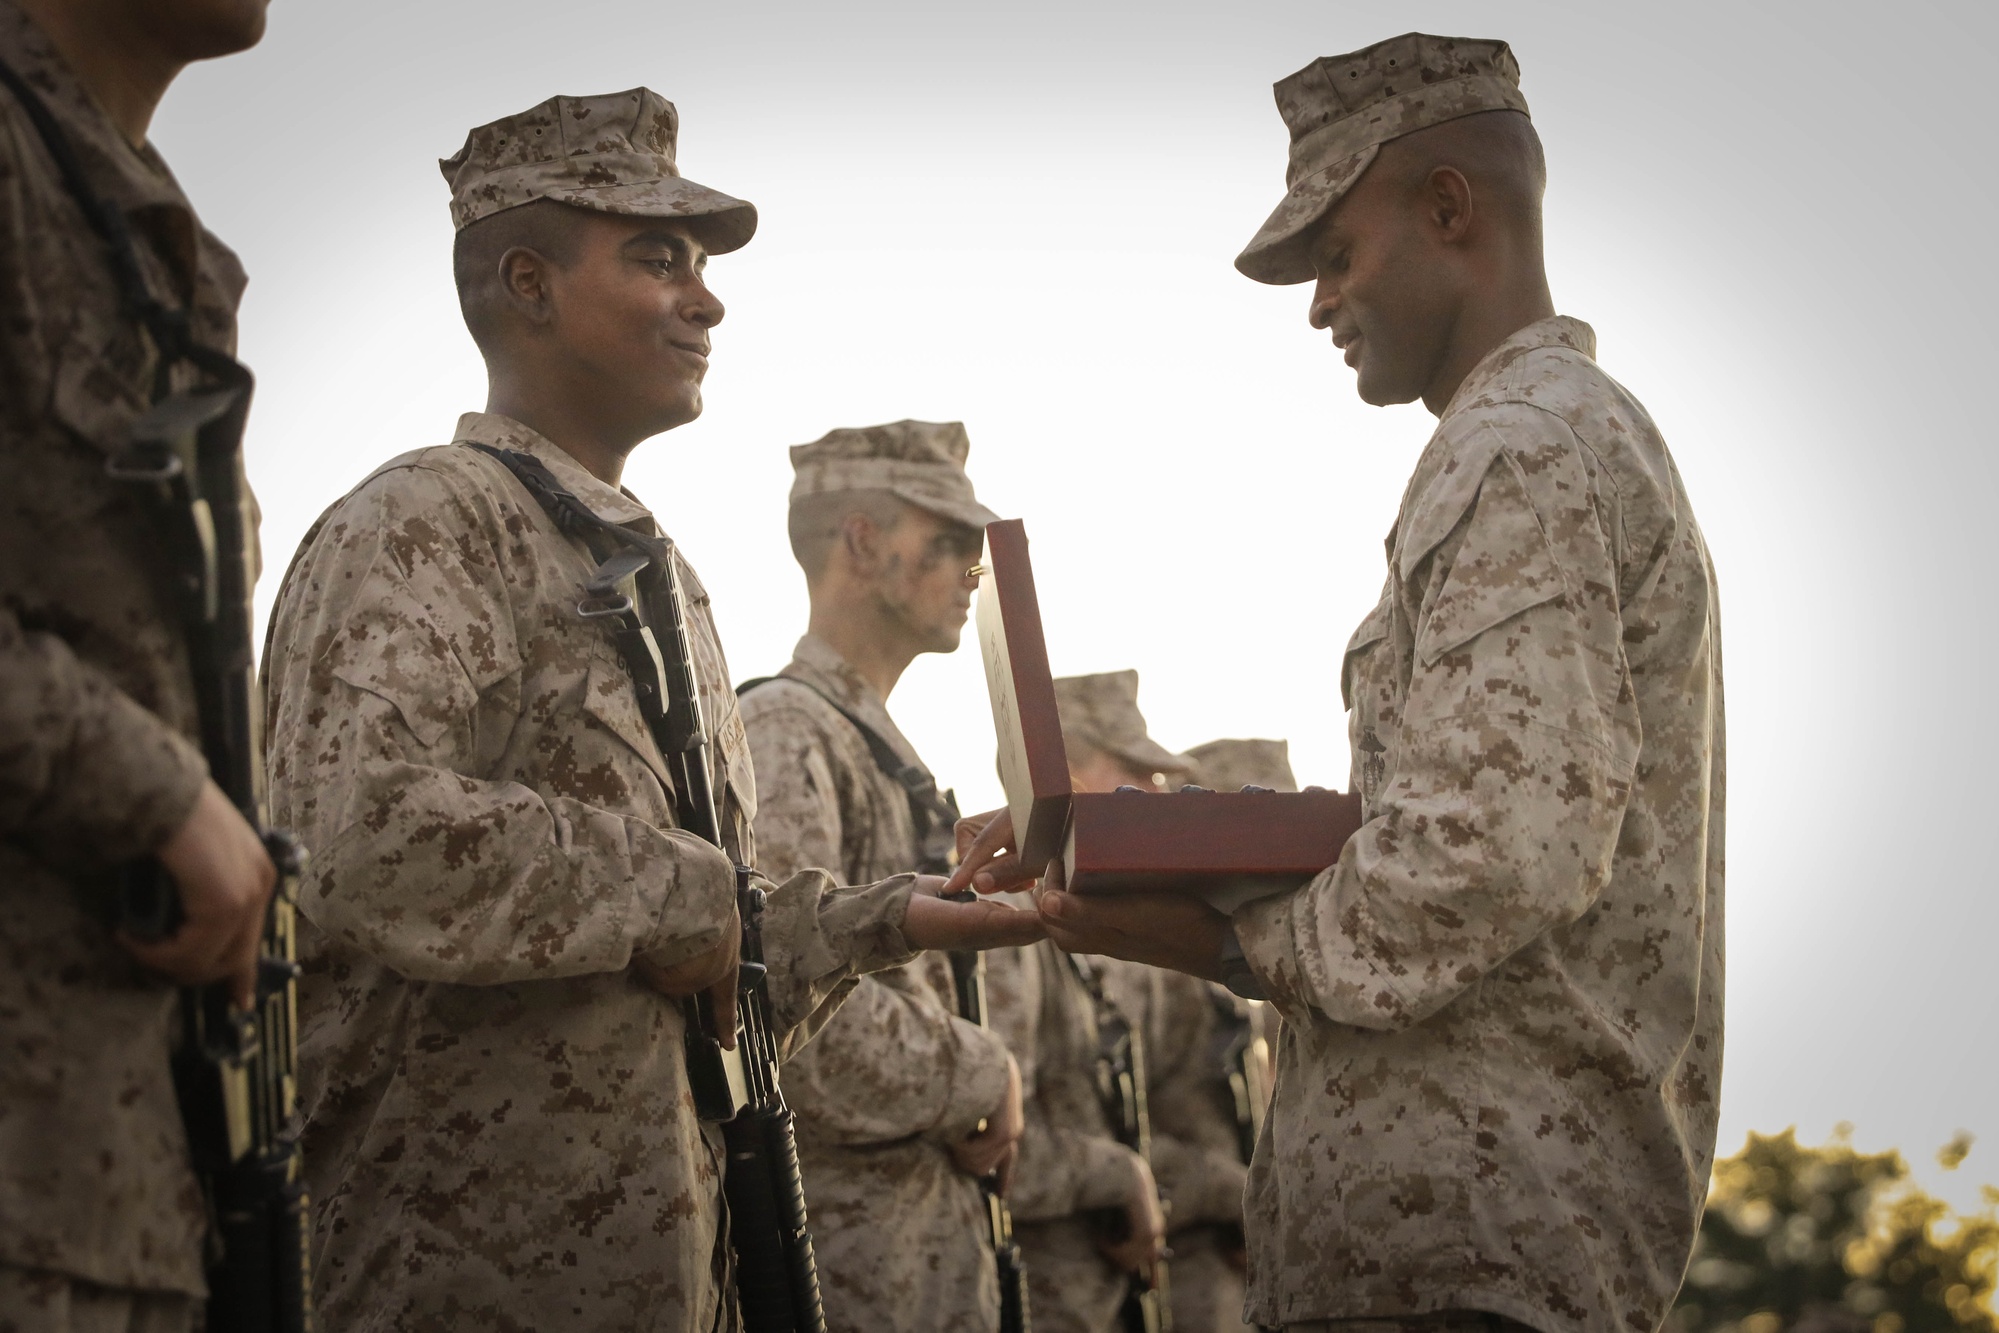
[{"left": 622, "top": 229, "right": 704, "bottom": 262}]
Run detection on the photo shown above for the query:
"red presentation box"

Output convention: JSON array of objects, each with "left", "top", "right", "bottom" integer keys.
[{"left": 974, "top": 518, "right": 1363, "bottom": 907}]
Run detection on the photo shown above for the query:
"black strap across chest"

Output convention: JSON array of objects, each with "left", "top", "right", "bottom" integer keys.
[
  {"left": 737, "top": 674, "right": 960, "bottom": 875},
  {"left": 467, "top": 443, "right": 718, "bottom": 837}
]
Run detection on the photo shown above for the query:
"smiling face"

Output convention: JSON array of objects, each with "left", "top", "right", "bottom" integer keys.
[
  {"left": 539, "top": 214, "right": 723, "bottom": 439},
  {"left": 870, "top": 505, "right": 986, "bottom": 655},
  {"left": 1303, "top": 160, "right": 1466, "bottom": 408}
]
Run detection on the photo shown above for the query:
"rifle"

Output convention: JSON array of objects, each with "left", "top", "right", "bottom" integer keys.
[
  {"left": 0, "top": 53, "right": 312, "bottom": 1333},
  {"left": 467, "top": 446, "right": 824, "bottom": 1333},
  {"left": 948, "top": 947, "right": 1033, "bottom": 1333},
  {"left": 1071, "top": 956, "right": 1171, "bottom": 1333}
]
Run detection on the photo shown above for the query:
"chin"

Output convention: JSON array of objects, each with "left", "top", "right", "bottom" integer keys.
[
  {"left": 647, "top": 387, "right": 703, "bottom": 435},
  {"left": 166, "top": 0, "right": 270, "bottom": 56},
  {"left": 1355, "top": 368, "right": 1421, "bottom": 408}
]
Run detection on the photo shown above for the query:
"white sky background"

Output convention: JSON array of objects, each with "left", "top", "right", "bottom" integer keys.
[{"left": 152, "top": 1, "right": 1996, "bottom": 1205}]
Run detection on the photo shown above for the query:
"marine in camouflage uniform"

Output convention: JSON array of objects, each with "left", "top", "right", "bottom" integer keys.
[
  {"left": 738, "top": 420, "right": 1018, "bottom": 1333},
  {"left": 262, "top": 94, "right": 1026, "bottom": 1332},
  {"left": 1006, "top": 35, "right": 1724, "bottom": 1333},
  {"left": 0, "top": 3, "right": 268, "bottom": 1328},
  {"left": 1232, "top": 298, "right": 1723, "bottom": 1333}
]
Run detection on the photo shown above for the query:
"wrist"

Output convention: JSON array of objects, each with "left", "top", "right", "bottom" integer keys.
[{"left": 1216, "top": 922, "right": 1268, "bottom": 1001}]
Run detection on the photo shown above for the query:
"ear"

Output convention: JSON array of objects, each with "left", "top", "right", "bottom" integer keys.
[
  {"left": 838, "top": 511, "right": 886, "bottom": 576},
  {"left": 1424, "top": 166, "right": 1476, "bottom": 245},
  {"left": 497, "top": 245, "right": 557, "bottom": 325}
]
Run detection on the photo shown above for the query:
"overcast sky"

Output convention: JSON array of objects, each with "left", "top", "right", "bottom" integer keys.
[{"left": 152, "top": 0, "right": 1996, "bottom": 1205}]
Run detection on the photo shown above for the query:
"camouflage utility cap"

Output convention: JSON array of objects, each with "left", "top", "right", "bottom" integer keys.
[
  {"left": 440, "top": 88, "right": 756, "bottom": 251},
  {"left": 1235, "top": 33, "right": 1527, "bottom": 285},
  {"left": 1052, "top": 670, "right": 1189, "bottom": 780},
  {"left": 790, "top": 420, "right": 1000, "bottom": 533},
  {"left": 1184, "top": 738, "right": 1297, "bottom": 793}
]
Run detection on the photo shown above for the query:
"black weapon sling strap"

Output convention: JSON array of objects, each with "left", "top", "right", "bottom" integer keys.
[
  {"left": 736, "top": 675, "right": 961, "bottom": 875},
  {"left": 469, "top": 444, "right": 832, "bottom": 1333},
  {"left": 463, "top": 443, "right": 696, "bottom": 764}
]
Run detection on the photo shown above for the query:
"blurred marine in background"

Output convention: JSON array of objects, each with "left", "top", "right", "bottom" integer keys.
[
  {"left": 0, "top": 1, "right": 279, "bottom": 1329},
  {"left": 738, "top": 419, "right": 1026, "bottom": 1333}
]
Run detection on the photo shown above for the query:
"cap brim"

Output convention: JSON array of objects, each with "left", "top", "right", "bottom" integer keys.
[
  {"left": 902, "top": 494, "right": 1002, "bottom": 533},
  {"left": 546, "top": 175, "right": 758, "bottom": 255},
  {"left": 1233, "top": 144, "right": 1378, "bottom": 286}
]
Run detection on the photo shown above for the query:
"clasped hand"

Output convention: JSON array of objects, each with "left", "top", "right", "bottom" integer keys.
[{"left": 950, "top": 1054, "right": 1024, "bottom": 1193}]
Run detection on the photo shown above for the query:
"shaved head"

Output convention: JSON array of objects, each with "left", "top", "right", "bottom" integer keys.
[
  {"left": 451, "top": 199, "right": 593, "bottom": 352},
  {"left": 1375, "top": 110, "right": 1546, "bottom": 237},
  {"left": 788, "top": 489, "right": 909, "bottom": 580}
]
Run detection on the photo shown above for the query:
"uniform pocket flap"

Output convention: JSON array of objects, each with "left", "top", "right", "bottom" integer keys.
[
  {"left": 579, "top": 655, "right": 685, "bottom": 805},
  {"left": 1413, "top": 453, "right": 1569, "bottom": 669},
  {"left": 1341, "top": 593, "right": 1393, "bottom": 711}
]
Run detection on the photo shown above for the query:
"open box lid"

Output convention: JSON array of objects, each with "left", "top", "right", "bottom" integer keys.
[{"left": 974, "top": 519, "right": 1074, "bottom": 871}]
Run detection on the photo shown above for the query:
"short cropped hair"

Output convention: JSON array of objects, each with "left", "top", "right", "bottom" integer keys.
[
  {"left": 787, "top": 489, "right": 908, "bottom": 579},
  {"left": 451, "top": 199, "right": 593, "bottom": 352},
  {"left": 1383, "top": 109, "right": 1547, "bottom": 225}
]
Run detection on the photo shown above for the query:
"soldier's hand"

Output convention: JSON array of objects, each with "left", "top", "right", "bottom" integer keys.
[
  {"left": 902, "top": 875, "right": 1045, "bottom": 951},
  {"left": 951, "top": 1054, "right": 1024, "bottom": 1182},
  {"left": 120, "top": 780, "right": 274, "bottom": 1008},
  {"left": 1099, "top": 1151, "right": 1168, "bottom": 1284},
  {"left": 1037, "top": 863, "right": 1231, "bottom": 982},
  {"left": 635, "top": 911, "right": 742, "bottom": 1049},
  {"left": 943, "top": 807, "right": 1041, "bottom": 896}
]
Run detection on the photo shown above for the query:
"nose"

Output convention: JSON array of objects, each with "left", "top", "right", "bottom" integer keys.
[
  {"left": 683, "top": 275, "right": 725, "bottom": 329},
  {"left": 1309, "top": 278, "right": 1340, "bottom": 331}
]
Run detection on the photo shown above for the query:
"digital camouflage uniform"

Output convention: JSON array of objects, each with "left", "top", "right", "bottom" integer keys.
[
  {"left": 738, "top": 418, "right": 1015, "bottom": 1333},
  {"left": 1232, "top": 42, "right": 1724, "bottom": 1333},
  {"left": 741, "top": 635, "right": 1013, "bottom": 1333},
  {"left": 262, "top": 95, "right": 923, "bottom": 1332},
  {"left": 0, "top": 3, "right": 244, "bottom": 1327},
  {"left": 266, "top": 414, "right": 922, "bottom": 1333}
]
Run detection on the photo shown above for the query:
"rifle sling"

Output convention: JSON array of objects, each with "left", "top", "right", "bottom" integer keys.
[{"left": 736, "top": 674, "right": 960, "bottom": 875}]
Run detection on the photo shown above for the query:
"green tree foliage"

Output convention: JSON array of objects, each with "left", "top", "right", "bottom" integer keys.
[{"left": 1669, "top": 1129, "right": 1999, "bottom": 1333}]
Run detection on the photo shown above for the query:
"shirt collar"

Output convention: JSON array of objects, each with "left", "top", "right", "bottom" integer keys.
[
  {"left": 1437, "top": 314, "right": 1597, "bottom": 422},
  {"left": 451, "top": 411, "right": 656, "bottom": 528},
  {"left": 783, "top": 633, "right": 927, "bottom": 771}
]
